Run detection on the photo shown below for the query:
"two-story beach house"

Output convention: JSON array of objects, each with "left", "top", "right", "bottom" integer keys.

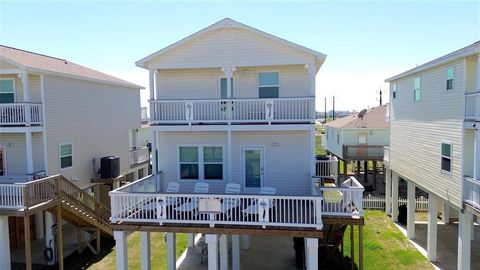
[
  {"left": 324, "top": 105, "right": 389, "bottom": 181},
  {"left": 384, "top": 41, "right": 479, "bottom": 270},
  {"left": 0, "top": 46, "right": 143, "bottom": 270},
  {"left": 109, "top": 18, "right": 365, "bottom": 270}
]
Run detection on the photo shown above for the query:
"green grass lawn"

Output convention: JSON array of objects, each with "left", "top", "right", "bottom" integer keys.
[
  {"left": 343, "top": 210, "right": 433, "bottom": 270},
  {"left": 87, "top": 233, "right": 188, "bottom": 270}
]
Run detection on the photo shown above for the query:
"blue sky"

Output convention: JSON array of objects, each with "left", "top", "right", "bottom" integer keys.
[{"left": 1, "top": 1, "right": 479, "bottom": 110}]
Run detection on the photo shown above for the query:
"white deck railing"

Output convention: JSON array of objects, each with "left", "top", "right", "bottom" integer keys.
[
  {"left": 362, "top": 194, "right": 429, "bottom": 212},
  {"left": 129, "top": 147, "right": 149, "bottom": 166},
  {"left": 0, "top": 103, "right": 43, "bottom": 126},
  {"left": 0, "top": 176, "right": 56, "bottom": 209},
  {"left": 464, "top": 176, "right": 480, "bottom": 209},
  {"left": 315, "top": 157, "right": 338, "bottom": 178},
  {"left": 383, "top": 146, "right": 390, "bottom": 163},
  {"left": 313, "top": 177, "right": 364, "bottom": 217},
  {"left": 465, "top": 92, "right": 480, "bottom": 121},
  {"left": 149, "top": 97, "right": 315, "bottom": 124}
]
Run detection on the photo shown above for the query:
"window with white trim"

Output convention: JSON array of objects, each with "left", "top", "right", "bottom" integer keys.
[
  {"left": 446, "top": 67, "right": 454, "bottom": 90},
  {"left": 59, "top": 143, "right": 73, "bottom": 169},
  {"left": 413, "top": 77, "right": 421, "bottom": 102},
  {"left": 179, "top": 146, "right": 224, "bottom": 180},
  {"left": 0, "top": 79, "right": 15, "bottom": 103},
  {"left": 259, "top": 72, "right": 279, "bottom": 98},
  {"left": 441, "top": 143, "right": 452, "bottom": 173},
  {"left": 392, "top": 82, "right": 397, "bottom": 99}
]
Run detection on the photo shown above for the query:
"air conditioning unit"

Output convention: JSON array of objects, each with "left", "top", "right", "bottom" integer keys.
[{"left": 100, "top": 156, "right": 120, "bottom": 178}]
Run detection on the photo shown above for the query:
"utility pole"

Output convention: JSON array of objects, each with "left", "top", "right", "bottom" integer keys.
[
  {"left": 324, "top": 97, "right": 327, "bottom": 123},
  {"left": 379, "top": 89, "right": 383, "bottom": 105},
  {"left": 332, "top": 96, "right": 336, "bottom": 121}
]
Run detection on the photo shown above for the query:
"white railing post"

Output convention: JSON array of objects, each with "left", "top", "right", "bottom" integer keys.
[
  {"left": 185, "top": 102, "right": 193, "bottom": 121},
  {"left": 315, "top": 197, "right": 323, "bottom": 229},
  {"left": 265, "top": 100, "right": 274, "bottom": 121}
]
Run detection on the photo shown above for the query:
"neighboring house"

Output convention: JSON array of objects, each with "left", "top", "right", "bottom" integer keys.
[
  {"left": 109, "top": 18, "right": 365, "bottom": 270},
  {"left": 0, "top": 46, "right": 142, "bottom": 269},
  {"left": 324, "top": 105, "right": 389, "bottom": 178},
  {"left": 126, "top": 107, "right": 151, "bottom": 181},
  {"left": 384, "top": 41, "right": 479, "bottom": 270}
]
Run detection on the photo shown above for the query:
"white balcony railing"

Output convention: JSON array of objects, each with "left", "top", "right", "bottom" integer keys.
[
  {"left": 0, "top": 103, "right": 43, "bottom": 126},
  {"left": 315, "top": 157, "right": 338, "bottom": 178},
  {"left": 0, "top": 176, "right": 56, "bottom": 209},
  {"left": 383, "top": 146, "right": 390, "bottom": 163},
  {"left": 464, "top": 176, "right": 480, "bottom": 209},
  {"left": 149, "top": 97, "right": 315, "bottom": 124},
  {"left": 465, "top": 92, "right": 480, "bottom": 121},
  {"left": 313, "top": 177, "right": 364, "bottom": 217},
  {"left": 129, "top": 147, "right": 149, "bottom": 166}
]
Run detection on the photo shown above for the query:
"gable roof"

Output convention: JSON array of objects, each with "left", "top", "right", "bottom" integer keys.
[
  {"left": 0, "top": 45, "right": 142, "bottom": 89},
  {"left": 325, "top": 105, "right": 388, "bottom": 129},
  {"left": 136, "top": 18, "right": 327, "bottom": 69},
  {"left": 385, "top": 41, "right": 480, "bottom": 82}
]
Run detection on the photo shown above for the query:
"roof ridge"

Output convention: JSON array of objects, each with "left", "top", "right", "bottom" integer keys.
[{"left": 1, "top": 45, "right": 68, "bottom": 63}]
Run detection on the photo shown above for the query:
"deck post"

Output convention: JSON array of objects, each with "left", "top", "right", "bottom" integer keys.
[
  {"left": 35, "top": 211, "right": 45, "bottom": 240},
  {"left": 385, "top": 166, "right": 392, "bottom": 215},
  {"left": 241, "top": 235, "right": 250, "bottom": 250},
  {"left": 343, "top": 160, "right": 348, "bottom": 178},
  {"left": 0, "top": 216, "right": 11, "bottom": 270},
  {"left": 25, "top": 131, "right": 34, "bottom": 181},
  {"left": 363, "top": 160, "right": 368, "bottom": 182},
  {"left": 442, "top": 202, "right": 450, "bottom": 224},
  {"left": 427, "top": 193, "right": 438, "bottom": 262},
  {"left": 24, "top": 215, "right": 32, "bottom": 270},
  {"left": 219, "top": 234, "right": 228, "bottom": 270},
  {"left": 114, "top": 231, "right": 128, "bottom": 270},
  {"left": 187, "top": 233, "right": 195, "bottom": 248},
  {"left": 232, "top": 235, "right": 240, "bottom": 270},
  {"left": 359, "top": 224, "right": 363, "bottom": 270},
  {"left": 228, "top": 130, "right": 232, "bottom": 182},
  {"left": 391, "top": 171, "right": 399, "bottom": 222},
  {"left": 458, "top": 211, "right": 473, "bottom": 270},
  {"left": 372, "top": 161, "right": 377, "bottom": 188},
  {"left": 45, "top": 211, "right": 55, "bottom": 257},
  {"left": 206, "top": 234, "right": 219, "bottom": 270},
  {"left": 140, "top": 232, "right": 151, "bottom": 270},
  {"left": 407, "top": 180, "right": 416, "bottom": 239},
  {"left": 57, "top": 205, "right": 64, "bottom": 270},
  {"left": 350, "top": 225, "right": 355, "bottom": 270},
  {"left": 166, "top": 232, "right": 176, "bottom": 270},
  {"left": 305, "top": 238, "right": 318, "bottom": 270}
]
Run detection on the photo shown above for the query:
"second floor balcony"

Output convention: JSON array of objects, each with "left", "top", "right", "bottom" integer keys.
[
  {"left": 0, "top": 103, "right": 43, "bottom": 127},
  {"left": 464, "top": 176, "right": 480, "bottom": 212},
  {"left": 465, "top": 92, "right": 480, "bottom": 122},
  {"left": 149, "top": 97, "right": 315, "bottom": 125},
  {"left": 342, "top": 144, "right": 385, "bottom": 161},
  {"left": 129, "top": 147, "right": 150, "bottom": 167}
]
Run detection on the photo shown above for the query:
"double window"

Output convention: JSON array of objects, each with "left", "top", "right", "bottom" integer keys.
[
  {"left": 446, "top": 67, "right": 454, "bottom": 90},
  {"left": 179, "top": 146, "right": 223, "bottom": 180},
  {"left": 0, "top": 79, "right": 15, "bottom": 103},
  {"left": 413, "top": 77, "right": 421, "bottom": 102},
  {"left": 59, "top": 143, "right": 73, "bottom": 169},
  {"left": 259, "top": 72, "right": 279, "bottom": 98},
  {"left": 441, "top": 143, "right": 452, "bottom": 173}
]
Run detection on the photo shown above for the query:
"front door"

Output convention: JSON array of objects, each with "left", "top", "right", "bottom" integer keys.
[
  {"left": 243, "top": 147, "right": 264, "bottom": 190},
  {"left": 0, "top": 146, "right": 5, "bottom": 176},
  {"left": 219, "top": 77, "right": 235, "bottom": 99},
  {"left": 357, "top": 133, "right": 368, "bottom": 158}
]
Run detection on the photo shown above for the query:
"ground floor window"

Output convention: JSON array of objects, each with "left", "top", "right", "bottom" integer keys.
[{"left": 179, "top": 145, "right": 224, "bottom": 180}]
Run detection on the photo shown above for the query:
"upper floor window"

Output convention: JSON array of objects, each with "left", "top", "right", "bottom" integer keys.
[
  {"left": 59, "top": 143, "right": 73, "bottom": 170},
  {"left": 441, "top": 143, "right": 452, "bottom": 173},
  {"left": 446, "top": 67, "right": 454, "bottom": 90},
  {"left": 259, "top": 72, "right": 279, "bottom": 98},
  {"left": 392, "top": 82, "right": 397, "bottom": 99},
  {"left": 179, "top": 146, "right": 224, "bottom": 180},
  {"left": 0, "top": 79, "right": 15, "bottom": 103},
  {"left": 413, "top": 77, "right": 421, "bottom": 102}
]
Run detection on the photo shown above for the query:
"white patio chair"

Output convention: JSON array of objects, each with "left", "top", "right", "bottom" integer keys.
[
  {"left": 154, "top": 182, "right": 180, "bottom": 219},
  {"left": 174, "top": 182, "right": 209, "bottom": 213},
  {"left": 221, "top": 183, "right": 241, "bottom": 214},
  {"left": 241, "top": 187, "right": 276, "bottom": 219}
]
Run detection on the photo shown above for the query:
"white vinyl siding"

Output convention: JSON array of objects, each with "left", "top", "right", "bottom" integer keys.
[{"left": 389, "top": 59, "right": 465, "bottom": 209}]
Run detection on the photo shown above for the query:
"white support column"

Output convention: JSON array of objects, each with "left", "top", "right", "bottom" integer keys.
[
  {"left": 35, "top": 211, "right": 45, "bottom": 240},
  {"left": 385, "top": 166, "right": 392, "bottom": 215},
  {"left": 25, "top": 131, "right": 33, "bottom": 181},
  {"left": 206, "top": 234, "right": 218, "bottom": 270},
  {"left": 305, "top": 63, "right": 316, "bottom": 95},
  {"left": 227, "top": 131, "right": 232, "bottom": 182},
  {"left": 20, "top": 72, "right": 31, "bottom": 126},
  {"left": 443, "top": 202, "right": 450, "bottom": 224},
  {"left": 187, "top": 233, "right": 195, "bottom": 248},
  {"left": 310, "top": 128, "right": 316, "bottom": 180},
  {"left": 151, "top": 130, "right": 157, "bottom": 175},
  {"left": 166, "top": 233, "right": 176, "bottom": 270},
  {"left": 305, "top": 238, "right": 318, "bottom": 270},
  {"left": 407, "top": 180, "right": 416, "bottom": 239},
  {"left": 241, "top": 235, "right": 250, "bottom": 250},
  {"left": 427, "top": 194, "right": 438, "bottom": 262},
  {"left": 132, "top": 129, "right": 138, "bottom": 149},
  {"left": 219, "top": 234, "right": 228, "bottom": 270},
  {"left": 114, "top": 231, "right": 128, "bottom": 270},
  {"left": 140, "top": 232, "right": 151, "bottom": 270},
  {"left": 391, "top": 171, "right": 399, "bottom": 222},
  {"left": 476, "top": 54, "right": 480, "bottom": 91},
  {"left": 458, "top": 211, "right": 473, "bottom": 270},
  {"left": 232, "top": 235, "right": 240, "bottom": 270},
  {"left": 45, "top": 212, "right": 55, "bottom": 255},
  {"left": 222, "top": 67, "right": 236, "bottom": 98},
  {"left": 0, "top": 216, "right": 11, "bottom": 270},
  {"left": 474, "top": 127, "right": 480, "bottom": 180}
]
